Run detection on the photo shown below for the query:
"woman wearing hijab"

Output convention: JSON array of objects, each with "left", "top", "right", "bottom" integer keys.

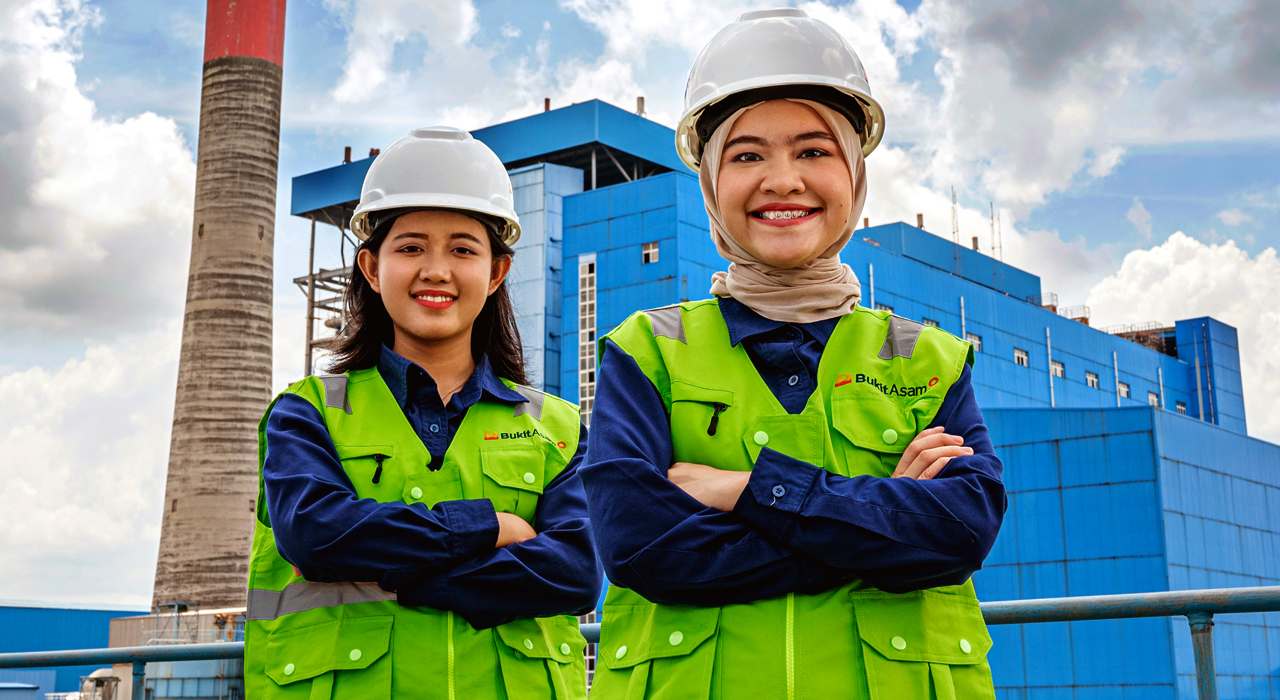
[{"left": 582, "top": 10, "right": 1005, "bottom": 699}]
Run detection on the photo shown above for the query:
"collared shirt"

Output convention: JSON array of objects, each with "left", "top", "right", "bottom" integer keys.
[
  {"left": 580, "top": 298, "right": 1006, "bottom": 607},
  {"left": 262, "top": 346, "right": 600, "bottom": 629}
]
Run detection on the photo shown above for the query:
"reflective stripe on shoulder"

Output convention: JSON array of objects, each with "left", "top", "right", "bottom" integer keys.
[
  {"left": 246, "top": 581, "right": 396, "bottom": 621},
  {"left": 510, "top": 384, "right": 546, "bottom": 421},
  {"left": 317, "top": 374, "right": 352, "bottom": 414},
  {"left": 878, "top": 315, "right": 925, "bottom": 360},
  {"left": 644, "top": 304, "right": 686, "bottom": 343}
]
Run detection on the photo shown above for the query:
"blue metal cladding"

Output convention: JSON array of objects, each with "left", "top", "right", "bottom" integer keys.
[
  {"left": 980, "top": 407, "right": 1280, "bottom": 698},
  {"left": 0, "top": 604, "right": 146, "bottom": 693},
  {"left": 558, "top": 172, "right": 706, "bottom": 402},
  {"left": 289, "top": 156, "right": 374, "bottom": 217},
  {"left": 507, "top": 163, "right": 583, "bottom": 394}
]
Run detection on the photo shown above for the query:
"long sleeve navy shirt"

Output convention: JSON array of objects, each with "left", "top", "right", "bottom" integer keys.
[
  {"left": 580, "top": 298, "right": 1006, "bottom": 607},
  {"left": 263, "top": 346, "right": 601, "bottom": 629}
]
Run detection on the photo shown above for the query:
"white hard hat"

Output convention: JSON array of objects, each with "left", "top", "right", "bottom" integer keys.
[
  {"left": 350, "top": 126, "right": 521, "bottom": 245},
  {"left": 676, "top": 8, "right": 886, "bottom": 169}
]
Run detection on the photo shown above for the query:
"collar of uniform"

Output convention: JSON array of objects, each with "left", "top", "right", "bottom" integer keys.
[
  {"left": 376, "top": 344, "right": 526, "bottom": 409},
  {"left": 717, "top": 296, "right": 839, "bottom": 347}
]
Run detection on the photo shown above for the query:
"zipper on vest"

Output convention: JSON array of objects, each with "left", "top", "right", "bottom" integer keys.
[
  {"left": 371, "top": 454, "right": 388, "bottom": 484},
  {"left": 707, "top": 403, "right": 729, "bottom": 436},
  {"left": 786, "top": 591, "right": 795, "bottom": 700}
]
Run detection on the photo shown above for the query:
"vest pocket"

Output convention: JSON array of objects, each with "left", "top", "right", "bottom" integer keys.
[
  {"left": 494, "top": 616, "right": 588, "bottom": 700},
  {"left": 262, "top": 616, "right": 393, "bottom": 699},
  {"left": 851, "top": 590, "right": 995, "bottom": 700},
  {"left": 592, "top": 602, "right": 720, "bottom": 700},
  {"left": 480, "top": 444, "right": 545, "bottom": 523},
  {"left": 402, "top": 468, "right": 464, "bottom": 509},
  {"left": 831, "top": 393, "right": 935, "bottom": 477}
]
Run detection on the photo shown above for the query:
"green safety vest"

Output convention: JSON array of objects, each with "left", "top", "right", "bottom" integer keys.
[
  {"left": 244, "top": 367, "right": 589, "bottom": 700},
  {"left": 591, "top": 301, "right": 996, "bottom": 700}
]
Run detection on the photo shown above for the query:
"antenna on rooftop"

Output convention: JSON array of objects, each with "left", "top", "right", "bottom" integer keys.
[
  {"left": 951, "top": 187, "right": 961, "bottom": 276},
  {"left": 993, "top": 204, "right": 1005, "bottom": 291}
]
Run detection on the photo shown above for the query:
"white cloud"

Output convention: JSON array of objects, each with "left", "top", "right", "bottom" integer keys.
[
  {"left": 0, "top": 0, "right": 195, "bottom": 336},
  {"left": 1087, "top": 233, "right": 1280, "bottom": 443},
  {"left": 0, "top": 0, "right": 197, "bottom": 603},
  {"left": 1128, "top": 197, "right": 1153, "bottom": 239},
  {"left": 499, "top": 23, "right": 520, "bottom": 39},
  {"left": 0, "top": 324, "right": 179, "bottom": 606},
  {"left": 1217, "top": 208, "right": 1253, "bottom": 226}
]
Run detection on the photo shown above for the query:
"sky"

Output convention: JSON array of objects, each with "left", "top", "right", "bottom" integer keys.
[{"left": 0, "top": 0, "right": 1278, "bottom": 606}]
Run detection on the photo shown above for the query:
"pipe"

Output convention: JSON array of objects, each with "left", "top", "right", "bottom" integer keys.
[
  {"left": 1046, "top": 327, "right": 1055, "bottom": 408},
  {"left": 1188, "top": 612, "right": 1218, "bottom": 700},
  {"left": 1113, "top": 351, "right": 1121, "bottom": 407},
  {"left": 304, "top": 214, "right": 316, "bottom": 376},
  {"left": 960, "top": 296, "right": 967, "bottom": 339},
  {"left": 868, "top": 264, "right": 874, "bottom": 310}
]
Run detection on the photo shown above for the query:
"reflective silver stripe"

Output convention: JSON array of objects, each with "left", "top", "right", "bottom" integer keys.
[
  {"left": 645, "top": 305, "right": 686, "bottom": 343},
  {"left": 878, "top": 316, "right": 925, "bottom": 360},
  {"left": 511, "top": 384, "right": 546, "bottom": 421},
  {"left": 318, "top": 374, "right": 352, "bottom": 414},
  {"left": 247, "top": 582, "right": 396, "bottom": 621}
]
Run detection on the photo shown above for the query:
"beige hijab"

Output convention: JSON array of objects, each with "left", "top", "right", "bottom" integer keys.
[{"left": 702, "top": 99, "right": 867, "bottom": 323}]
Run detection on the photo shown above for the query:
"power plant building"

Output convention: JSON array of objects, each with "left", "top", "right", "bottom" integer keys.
[{"left": 291, "top": 99, "right": 1279, "bottom": 698}]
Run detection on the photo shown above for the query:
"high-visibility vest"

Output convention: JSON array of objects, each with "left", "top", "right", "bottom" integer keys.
[
  {"left": 245, "top": 367, "right": 588, "bottom": 700},
  {"left": 590, "top": 301, "right": 996, "bottom": 700}
]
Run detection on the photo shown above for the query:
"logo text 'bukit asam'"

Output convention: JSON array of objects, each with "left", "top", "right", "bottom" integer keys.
[{"left": 834, "top": 373, "right": 937, "bottom": 397}]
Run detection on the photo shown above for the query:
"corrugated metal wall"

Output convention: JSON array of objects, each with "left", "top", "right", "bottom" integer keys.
[{"left": 0, "top": 604, "right": 146, "bottom": 692}]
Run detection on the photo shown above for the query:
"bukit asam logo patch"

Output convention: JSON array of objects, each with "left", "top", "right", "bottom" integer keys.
[
  {"left": 484, "top": 428, "right": 567, "bottom": 448},
  {"left": 836, "top": 373, "right": 939, "bottom": 397}
]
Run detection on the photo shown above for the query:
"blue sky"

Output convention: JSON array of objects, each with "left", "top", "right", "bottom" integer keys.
[{"left": 1, "top": 0, "right": 1278, "bottom": 605}]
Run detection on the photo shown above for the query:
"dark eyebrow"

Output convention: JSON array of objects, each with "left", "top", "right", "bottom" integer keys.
[
  {"left": 450, "top": 231, "right": 484, "bottom": 245},
  {"left": 791, "top": 131, "right": 836, "bottom": 144},
  {"left": 724, "top": 135, "right": 768, "bottom": 150}
]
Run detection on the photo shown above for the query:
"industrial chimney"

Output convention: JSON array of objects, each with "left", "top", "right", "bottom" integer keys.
[{"left": 153, "top": 0, "right": 286, "bottom": 610}]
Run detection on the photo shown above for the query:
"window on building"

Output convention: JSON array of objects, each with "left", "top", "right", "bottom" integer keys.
[
  {"left": 642, "top": 241, "right": 659, "bottom": 264},
  {"left": 1118, "top": 382, "right": 1130, "bottom": 399},
  {"left": 965, "top": 333, "right": 982, "bottom": 352},
  {"left": 1014, "top": 348, "right": 1028, "bottom": 367},
  {"left": 922, "top": 318, "right": 939, "bottom": 327},
  {"left": 1148, "top": 392, "right": 1160, "bottom": 407},
  {"left": 1176, "top": 401, "right": 1187, "bottom": 415},
  {"left": 578, "top": 258, "right": 597, "bottom": 424},
  {"left": 875, "top": 303, "right": 893, "bottom": 313},
  {"left": 1086, "top": 371, "right": 1099, "bottom": 388},
  {"left": 1051, "top": 361, "right": 1065, "bottom": 378}
]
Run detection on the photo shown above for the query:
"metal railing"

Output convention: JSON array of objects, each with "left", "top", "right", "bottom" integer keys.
[{"left": 3, "top": 586, "right": 1278, "bottom": 700}]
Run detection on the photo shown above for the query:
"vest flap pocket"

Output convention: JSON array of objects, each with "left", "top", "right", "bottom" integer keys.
[
  {"left": 670, "top": 381, "right": 734, "bottom": 407},
  {"left": 495, "top": 616, "right": 586, "bottom": 663},
  {"left": 480, "top": 444, "right": 546, "bottom": 494},
  {"left": 830, "top": 393, "right": 927, "bottom": 455},
  {"left": 852, "top": 590, "right": 992, "bottom": 665},
  {"left": 335, "top": 444, "right": 395, "bottom": 461},
  {"left": 599, "top": 603, "right": 720, "bottom": 670},
  {"left": 264, "top": 615, "right": 393, "bottom": 685}
]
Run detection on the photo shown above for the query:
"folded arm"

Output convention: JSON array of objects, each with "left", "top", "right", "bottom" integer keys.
[
  {"left": 580, "top": 341, "right": 850, "bottom": 607},
  {"left": 263, "top": 395, "right": 499, "bottom": 592},
  {"left": 397, "top": 429, "right": 603, "bottom": 629}
]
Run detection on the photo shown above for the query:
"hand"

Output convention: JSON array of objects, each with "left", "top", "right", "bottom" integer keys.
[
  {"left": 892, "top": 426, "right": 973, "bottom": 480},
  {"left": 495, "top": 511, "right": 537, "bottom": 548},
  {"left": 668, "top": 462, "right": 751, "bottom": 512}
]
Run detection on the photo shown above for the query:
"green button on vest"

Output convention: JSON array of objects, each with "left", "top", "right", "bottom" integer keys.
[
  {"left": 244, "top": 369, "right": 588, "bottom": 700},
  {"left": 592, "top": 302, "right": 995, "bottom": 700}
]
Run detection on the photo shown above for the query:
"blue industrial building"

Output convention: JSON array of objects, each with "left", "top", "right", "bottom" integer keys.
[
  {"left": 0, "top": 600, "right": 147, "bottom": 696},
  {"left": 291, "top": 99, "right": 1277, "bottom": 698}
]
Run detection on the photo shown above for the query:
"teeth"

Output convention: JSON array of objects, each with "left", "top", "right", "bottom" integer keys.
[
  {"left": 415, "top": 295, "right": 454, "bottom": 302},
  {"left": 760, "top": 209, "right": 811, "bottom": 220}
]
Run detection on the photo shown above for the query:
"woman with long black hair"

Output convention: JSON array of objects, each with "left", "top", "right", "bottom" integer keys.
[{"left": 244, "top": 127, "right": 599, "bottom": 700}]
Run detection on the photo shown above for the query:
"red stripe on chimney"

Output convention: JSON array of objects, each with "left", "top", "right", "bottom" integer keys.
[{"left": 203, "top": 0, "right": 287, "bottom": 65}]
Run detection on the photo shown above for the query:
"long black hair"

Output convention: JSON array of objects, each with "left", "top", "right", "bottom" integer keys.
[{"left": 327, "top": 209, "right": 528, "bottom": 385}]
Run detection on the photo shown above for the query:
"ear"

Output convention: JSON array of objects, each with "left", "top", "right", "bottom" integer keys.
[
  {"left": 357, "top": 248, "right": 381, "bottom": 295},
  {"left": 488, "top": 254, "right": 512, "bottom": 296}
]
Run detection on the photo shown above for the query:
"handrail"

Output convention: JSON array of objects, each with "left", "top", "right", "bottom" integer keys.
[{"left": 5, "top": 586, "right": 1278, "bottom": 700}]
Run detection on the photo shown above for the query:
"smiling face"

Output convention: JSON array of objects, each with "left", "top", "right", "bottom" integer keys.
[
  {"left": 716, "top": 100, "right": 854, "bottom": 269},
  {"left": 357, "top": 209, "right": 511, "bottom": 355}
]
